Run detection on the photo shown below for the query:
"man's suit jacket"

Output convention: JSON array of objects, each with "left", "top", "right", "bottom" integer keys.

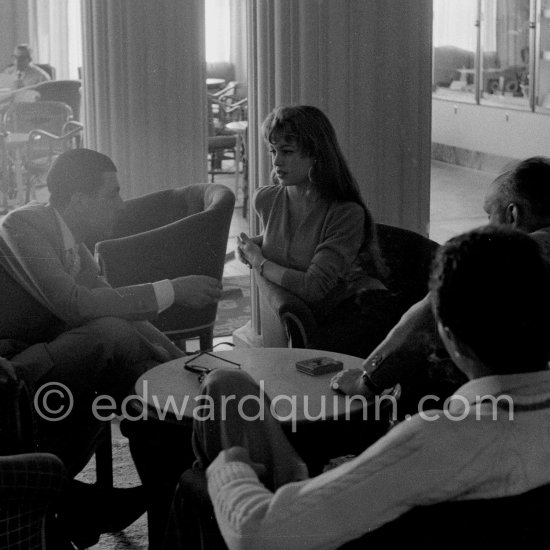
[{"left": 0, "top": 202, "right": 159, "bottom": 344}]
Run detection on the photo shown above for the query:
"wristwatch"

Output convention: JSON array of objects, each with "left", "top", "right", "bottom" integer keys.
[
  {"left": 361, "top": 353, "right": 385, "bottom": 394},
  {"left": 258, "top": 258, "right": 268, "bottom": 276}
]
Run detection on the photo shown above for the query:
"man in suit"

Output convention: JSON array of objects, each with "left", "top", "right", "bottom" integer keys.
[
  {"left": 0, "top": 148, "right": 222, "bottom": 547},
  {"left": 331, "top": 156, "right": 550, "bottom": 410},
  {"left": 1, "top": 44, "right": 50, "bottom": 88}
]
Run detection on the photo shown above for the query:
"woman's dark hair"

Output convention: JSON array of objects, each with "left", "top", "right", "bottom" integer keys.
[
  {"left": 430, "top": 226, "right": 550, "bottom": 374},
  {"left": 261, "top": 105, "right": 386, "bottom": 278},
  {"left": 47, "top": 148, "right": 117, "bottom": 209}
]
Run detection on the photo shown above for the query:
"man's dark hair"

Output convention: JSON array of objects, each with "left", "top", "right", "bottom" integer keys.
[
  {"left": 47, "top": 149, "right": 117, "bottom": 209},
  {"left": 498, "top": 156, "right": 550, "bottom": 220},
  {"left": 430, "top": 226, "right": 550, "bottom": 375},
  {"left": 14, "top": 44, "right": 32, "bottom": 59}
]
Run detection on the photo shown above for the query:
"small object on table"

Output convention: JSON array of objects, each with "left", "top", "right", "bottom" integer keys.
[{"left": 295, "top": 357, "right": 343, "bottom": 376}]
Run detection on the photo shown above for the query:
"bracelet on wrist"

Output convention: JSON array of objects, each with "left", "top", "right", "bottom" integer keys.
[
  {"left": 361, "top": 370, "right": 383, "bottom": 394},
  {"left": 258, "top": 258, "right": 268, "bottom": 276}
]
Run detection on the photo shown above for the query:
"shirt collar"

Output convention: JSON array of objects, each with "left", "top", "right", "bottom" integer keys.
[
  {"left": 449, "top": 368, "right": 550, "bottom": 414},
  {"left": 53, "top": 208, "right": 77, "bottom": 251}
]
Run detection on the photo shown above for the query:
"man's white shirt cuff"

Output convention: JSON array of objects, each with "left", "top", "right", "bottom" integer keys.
[{"left": 153, "top": 279, "right": 175, "bottom": 312}]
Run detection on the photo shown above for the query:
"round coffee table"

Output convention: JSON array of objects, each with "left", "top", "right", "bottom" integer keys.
[
  {"left": 134, "top": 348, "right": 371, "bottom": 428},
  {"left": 131, "top": 347, "right": 399, "bottom": 476}
]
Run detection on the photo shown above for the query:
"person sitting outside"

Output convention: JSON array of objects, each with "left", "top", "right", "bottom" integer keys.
[
  {"left": 331, "top": 156, "right": 550, "bottom": 413},
  {"left": 165, "top": 225, "right": 550, "bottom": 550},
  {"left": 0, "top": 148, "right": 222, "bottom": 548},
  {"left": 1, "top": 44, "right": 51, "bottom": 88}
]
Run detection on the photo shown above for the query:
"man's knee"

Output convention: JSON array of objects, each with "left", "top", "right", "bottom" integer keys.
[
  {"left": 202, "top": 369, "right": 256, "bottom": 397},
  {"left": 83, "top": 317, "right": 139, "bottom": 348},
  {"left": 78, "top": 316, "right": 151, "bottom": 364}
]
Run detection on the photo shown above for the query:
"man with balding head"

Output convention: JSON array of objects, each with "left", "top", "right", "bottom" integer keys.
[
  {"left": 331, "top": 156, "right": 550, "bottom": 410},
  {"left": 483, "top": 156, "right": 550, "bottom": 256}
]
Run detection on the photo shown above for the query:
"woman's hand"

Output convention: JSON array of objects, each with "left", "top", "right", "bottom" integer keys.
[
  {"left": 235, "top": 236, "right": 251, "bottom": 267},
  {"left": 330, "top": 368, "right": 372, "bottom": 397},
  {"left": 237, "top": 233, "right": 264, "bottom": 268}
]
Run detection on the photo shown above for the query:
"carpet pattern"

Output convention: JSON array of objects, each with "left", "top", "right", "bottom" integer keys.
[
  {"left": 214, "top": 275, "right": 251, "bottom": 337},
  {"left": 76, "top": 440, "right": 148, "bottom": 550}
]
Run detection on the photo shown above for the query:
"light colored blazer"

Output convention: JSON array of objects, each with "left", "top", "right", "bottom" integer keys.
[{"left": 0, "top": 202, "right": 158, "bottom": 329}]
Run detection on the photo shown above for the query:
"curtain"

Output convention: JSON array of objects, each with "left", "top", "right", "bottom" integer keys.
[
  {"left": 28, "top": 0, "right": 82, "bottom": 79},
  {"left": 246, "top": 0, "right": 432, "bottom": 333},
  {"left": 81, "top": 0, "right": 207, "bottom": 199},
  {"left": 230, "top": 0, "right": 247, "bottom": 89},
  {"left": 247, "top": 0, "right": 432, "bottom": 232},
  {"left": 495, "top": 0, "right": 530, "bottom": 67},
  {"left": 0, "top": 0, "right": 29, "bottom": 70},
  {"left": 482, "top": 0, "right": 497, "bottom": 53}
]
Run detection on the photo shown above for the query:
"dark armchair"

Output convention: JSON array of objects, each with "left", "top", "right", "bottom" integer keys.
[
  {"left": 32, "top": 80, "right": 82, "bottom": 121},
  {"left": 0, "top": 358, "right": 67, "bottom": 550},
  {"left": 0, "top": 453, "right": 67, "bottom": 550},
  {"left": 257, "top": 224, "right": 439, "bottom": 349},
  {"left": 96, "top": 184, "right": 235, "bottom": 351}
]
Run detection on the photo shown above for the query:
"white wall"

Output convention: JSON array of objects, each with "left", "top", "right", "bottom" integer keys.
[{"left": 432, "top": 98, "right": 550, "bottom": 159}]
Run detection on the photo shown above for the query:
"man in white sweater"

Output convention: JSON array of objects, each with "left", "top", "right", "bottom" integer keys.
[{"left": 181, "top": 226, "right": 550, "bottom": 550}]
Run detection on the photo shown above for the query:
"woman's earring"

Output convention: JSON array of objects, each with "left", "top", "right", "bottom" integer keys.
[{"left": 308, "top": 166, "right": 315, "bottom": 183}]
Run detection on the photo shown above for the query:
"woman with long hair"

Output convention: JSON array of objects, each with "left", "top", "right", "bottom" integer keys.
[{"left": 238, "top": 105, "right": 400, "bottom": 357}]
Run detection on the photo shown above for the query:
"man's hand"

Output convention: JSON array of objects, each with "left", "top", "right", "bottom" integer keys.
[
  {"left": 0, "top": 357, "right": 18, "bottom": 385},
  {"left": 330, "top": 368, "right": 372, "bottom": 397},
  {"left": 221, "top": 446, "right": 267, "bottom": 479},
  {"left": 171, "top": 275, "right": 222, "bottom": 308},
  {"left": 237, "top": 233, "right": 264, "bottom": 269}
]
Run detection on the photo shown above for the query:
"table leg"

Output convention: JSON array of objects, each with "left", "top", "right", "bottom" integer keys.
[
  {"left": 234, "top": 131, "right": 241, "bottom": 199},
  {"left": 13, "top": 147, "right": 25, "bottom": 206}
]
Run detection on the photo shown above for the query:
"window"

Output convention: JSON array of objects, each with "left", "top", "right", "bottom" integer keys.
[
  {"left": 29, "top": 0, "right": 82, "bottom": 80},
  {"left": 432, "top": 0, "right": 550, "bottom": 113},
  {"left": 205, "top": 0, "right": 230, "bottom": 62}
]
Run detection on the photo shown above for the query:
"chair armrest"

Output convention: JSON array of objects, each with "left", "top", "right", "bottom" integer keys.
[
  {"left": 61, "top": 120, "right": 84, "bottom": 136},
  {"left": 165, "top": 468, "right": 227, "bottom": 550},
  {"left": 255, "top": 276, "right": 318, "bottom": 348},
  {"left": 0, "top": 453, "right": 67, "bottom": 505}
]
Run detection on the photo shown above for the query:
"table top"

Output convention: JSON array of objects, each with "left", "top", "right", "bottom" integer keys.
[
  {"left": 0, "top": 85, "right": 40, "bottom": 104},
  {"left": 225, "top": 120, "right": 248, "bottom": 132},
  {"left": 457, "top": 68, "right": 502, "bottom": 74},
  {"left": 4, "top": 132, "right": 29, "bottom": 146},
  {"left": 207, "top": 77, "right": 226, "bottom": 89},
  {"left": 134, "top": 348, "right": 366, "bottom": 426}
]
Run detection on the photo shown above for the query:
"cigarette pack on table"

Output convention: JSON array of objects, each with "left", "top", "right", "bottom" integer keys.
[{"left": 295, "top": 357, "right": 343, "bottom": 376}]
